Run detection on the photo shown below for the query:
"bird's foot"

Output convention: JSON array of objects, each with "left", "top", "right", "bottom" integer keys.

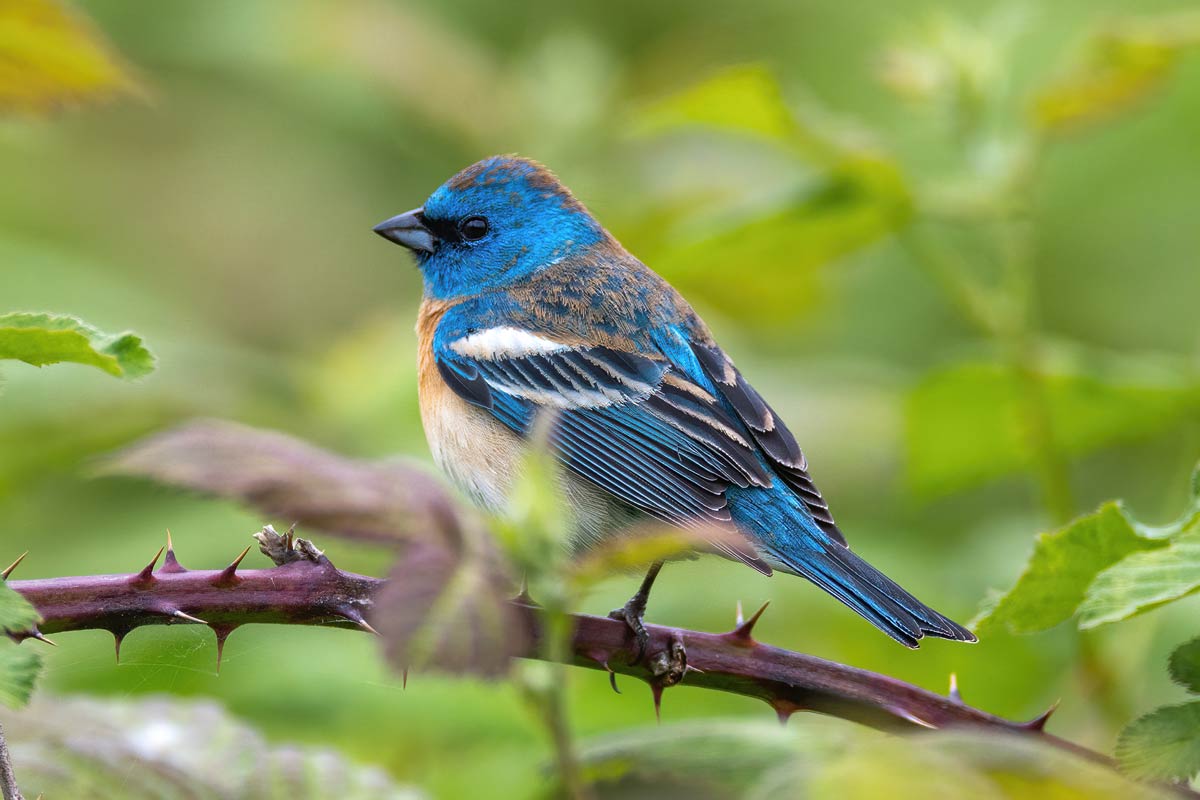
[{"left": 608, "top": 598, "right": 650, "bottom": 664}]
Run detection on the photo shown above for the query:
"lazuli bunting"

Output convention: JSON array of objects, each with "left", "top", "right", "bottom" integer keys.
[{"left": 374, "top": 156, "right": 974, "bottom": 650}]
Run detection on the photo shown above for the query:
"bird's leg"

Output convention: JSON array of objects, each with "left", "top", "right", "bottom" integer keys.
[{"left": 608, "top": 560, "right": 663, "bottom": 663}]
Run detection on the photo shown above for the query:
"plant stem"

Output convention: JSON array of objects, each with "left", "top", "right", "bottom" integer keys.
[{"left": 0, "top": 722, "right": 25, "bottom": 800}]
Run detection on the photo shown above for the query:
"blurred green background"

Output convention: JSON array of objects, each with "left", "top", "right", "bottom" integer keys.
[{"left": 2, "top": 0, "right": 1200, "bottom": 797}]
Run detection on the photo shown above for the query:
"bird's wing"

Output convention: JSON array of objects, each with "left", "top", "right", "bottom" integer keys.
[
  {"left": 435, "top": 327, "right": 775, "bottom": 574},
  {"left": 688, "top": 341, "right": 845, "bottom": 546}
]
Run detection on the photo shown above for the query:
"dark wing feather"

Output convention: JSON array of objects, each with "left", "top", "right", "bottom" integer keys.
[
  {"left": 691, "top": 341, "right": 846, "bottom": 546},
  {"left": 436, "top": 337, "right": 773, "bottom": 574}
]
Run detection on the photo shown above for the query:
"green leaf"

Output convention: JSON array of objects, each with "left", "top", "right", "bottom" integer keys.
[
  {"left": 1168, "top": 637, "right": 1200, "bottom": 694},
  {"left": 1116, "top": 702, "right": 1200, "bottom": 782},
  {"left": 907, "top": 359, "right": 1200, "bottom": 497},
  {"left": 0, "top": 0, "right": 140, "bottom": 114},
  {"left": 653, "top": 154, "right": 911, "bottom": 325},
  {"left": 634, "top": 64, "right": 799, "bottom": 145},
  {"left": 1078, "top": 532, "right": 1200, "bottom": 629},
  {"left": 1035, "top": 13, "right": 1200, "bottom": 134},
  {"left": 972, "top": 503, "right": 1167, "bottom": 634},
  {"left": 0, "top": 581, "right": 40, "bottom": 633},
  {"left": 0, "top": 312, "right": 155, "bottom": 379},
  {"left": 0, "top": 647, "right": 41, "bottom": 709}
]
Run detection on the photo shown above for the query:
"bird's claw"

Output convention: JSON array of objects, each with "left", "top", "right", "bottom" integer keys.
[{"left": 608, "top": 601, "right": 650, "bottom": 664}]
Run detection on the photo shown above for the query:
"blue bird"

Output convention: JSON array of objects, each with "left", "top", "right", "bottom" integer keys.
[{"left": 374, "top": 155, "right": 975, "bottom": 651}]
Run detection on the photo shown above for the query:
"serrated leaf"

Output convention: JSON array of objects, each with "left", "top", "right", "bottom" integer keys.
[
  {"left": 1116, "top": 702, "right": 1200, "bottom": 781},
  {"left": 907, "top": 359, "right": 1200, "bottom": 497},
  {"left": 972, "top": 503, "right": 1166, "bottom": 634},
  {"left": 1168, "top": 637, "right": 1200, "bottom": 694},
  {"left": 1078, "top": 531, "right": 1200, "bottom": 629},
  {"left": 0, "top": 695, "right": 424, "bottom": 798},
  {"left": 1035, "top": 14, "right": 1200, "bottom": 134},
  {"left": 0, "top": 0, "right": 140, "bottom": 114},
  {"left": 0, "top": 312, "right": 155, "bottom": 378},
  {"left": 0, "top": 581, "right": 40, "bottom": 633},
  {"left": 0, "top": 646, "right": 40, "bottom": 709}
]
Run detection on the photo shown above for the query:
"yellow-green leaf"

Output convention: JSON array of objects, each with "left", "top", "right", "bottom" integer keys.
[
  {"left": 634, "top": 64, "right": 798, "bottom": 144},
  {"left": 0, "top": 312, "right": 155, "bottom": 378},
  {"left": 1169, "top": 637, "right": 1200, "bottom": 695},
  {"left": 0, "top": 0, "right": 139, "bottom": 114},
  {"left": 1078, "top": 532, "right": 1200, "bottom": 629},
  {"left": 1034, "top": 14, "right": 1200, "bottom": 134}
]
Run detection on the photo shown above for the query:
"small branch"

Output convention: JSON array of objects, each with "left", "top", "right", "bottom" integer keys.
[{"left": 0, "top": 721, "right": 25, "bottom": 800}]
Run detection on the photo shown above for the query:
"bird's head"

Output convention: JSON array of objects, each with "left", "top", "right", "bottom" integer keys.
[{"left": 374, "top": 156, "right": 605, "bottom": 300}]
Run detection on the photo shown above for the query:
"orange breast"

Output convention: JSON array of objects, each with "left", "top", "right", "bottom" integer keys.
[{"left": 416, "top": 298, "right": 525, "bottom": 511}]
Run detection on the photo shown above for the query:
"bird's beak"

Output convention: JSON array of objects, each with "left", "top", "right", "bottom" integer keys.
[{"left": 373, "top": 207, "right": 437, "bottom": 253}]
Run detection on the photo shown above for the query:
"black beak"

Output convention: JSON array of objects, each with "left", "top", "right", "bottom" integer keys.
[{"left": 373, "top": 207, "right": 437, "bottom": 253}]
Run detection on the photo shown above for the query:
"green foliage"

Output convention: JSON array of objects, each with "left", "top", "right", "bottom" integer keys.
[
  {"left": 633, "top": 65, "right": 912, "bottom": 323},
  {"left": 1116, "top": 703, "right": 1200, "bottom": 782},
  {"left": 0, "top": 695, "right": 423, "bottom": 798},
  {"left": 907, "top": 360, "right": 1200, "bottom": 497},
  {"left": 0, "top": 647, "right": 41, "bottom": 709},
  {"left": 1169, "top": 637, "right": 1200, "bottom": 694},
  {"left": 0, "top": 583, "right": 42, "bottom": 708},
  {"left": 0, "top": 311, "right": 155, "bottom": 379},
  {"left": 976, "top": 465, "right": 1200, "bottom": 634},
  {"left": 972, "top": 503, "right": 1167, "bottom": 634},
  {"left": 1078, "top": 532, "right": 1200, "bottom": 629}
]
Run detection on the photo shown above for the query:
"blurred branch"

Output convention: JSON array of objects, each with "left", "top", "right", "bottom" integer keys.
[
  {"left": 0, "top": 721, "right": 24, "bottom": 800},
  {"left": 8, "top": 535, "right": 1194, "bottom": 797}
]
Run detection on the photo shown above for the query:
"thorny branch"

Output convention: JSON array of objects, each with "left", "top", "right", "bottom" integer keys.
[{"left": 7, "top": 529, "right": 1193, "bottom": 798}]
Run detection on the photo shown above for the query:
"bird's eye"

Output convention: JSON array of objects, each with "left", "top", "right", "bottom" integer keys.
[{"left": 460, "top": 216, "right": 489, "bottom": 241}]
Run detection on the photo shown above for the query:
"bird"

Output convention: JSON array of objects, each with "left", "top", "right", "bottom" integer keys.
[{"left": 373, "top": 155, "right": 976, "bottom": 653}]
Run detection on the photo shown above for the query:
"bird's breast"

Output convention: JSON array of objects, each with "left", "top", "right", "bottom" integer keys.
[{"left": 417, "top": 298, "right": 524, "bottom": 512}]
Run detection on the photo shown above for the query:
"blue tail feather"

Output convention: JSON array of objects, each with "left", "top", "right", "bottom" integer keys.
[{"left": 730, "top": 485, "right": 976, "bottom": 648}]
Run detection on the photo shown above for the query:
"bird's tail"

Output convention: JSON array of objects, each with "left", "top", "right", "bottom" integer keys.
[{"left": 778, "top": 537, "right": 977, "bottom": 648}]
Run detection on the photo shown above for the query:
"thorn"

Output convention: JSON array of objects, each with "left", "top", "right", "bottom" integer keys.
[
  {"left": 113, "top": 630, "right": 126, "bottom": 664},
  {"left": 684, "top": 664, "right": 705, "bottom": 676},
  {"left": 650, "top": 682, "right": 663, "bottom": 723},
  {"left": 337, "top": 605, "right": 380, "bottom": 635},
  {"left": 160, "top": 530, "right": 186, "bottom": 573},
  {"left": 735, "top": 600, "right": 744, "bottom": 626},
  {"left": 1024, "top": 700, "right": 1060, "bottom": 732},
  {"left": 170, "top": 609, "right": 207, "bottom": 625},
  {"left": 887, "top": 705, "right": 936, "bottom": 729},
  {"left": 949, "top": 673, "right": 963, "bottom": 704},
  {"left": 213, "top": 625, "right": 234, "bottom": 673},
  {"left": 513, "top": 575, "right": 538, "bottom": 606},
  {"left": 28, "top": 629, "right": 56, "bottom": 647},
  {"left": 131, "top": 546, "right": 165, "bottom": 584},
  {"left": 608, "top": 666, "right": 621, "bottom": 694},
  {"left": 213, "top": 545, "right": 252, "bottom": 586},
  {"left": 2, "top": 552, "right": 28, "bottom": 580},
  {"left": 402, "top": 668, "right": 409, "bottom": 689},
  {"left": 771, "top": 700, "right": 803, "bottom": 726},
  {"left": 728, "top": 601, "right": 769, "bottom": 643}
]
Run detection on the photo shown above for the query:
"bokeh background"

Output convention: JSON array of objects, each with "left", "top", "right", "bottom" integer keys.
[{"left": 2, "top": 0, "right": 1200, "bottom": 797}]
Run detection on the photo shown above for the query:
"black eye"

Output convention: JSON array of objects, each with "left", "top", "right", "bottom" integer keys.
[{"left": 460, "top": 216, "right": 488, "bottom": 241}]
